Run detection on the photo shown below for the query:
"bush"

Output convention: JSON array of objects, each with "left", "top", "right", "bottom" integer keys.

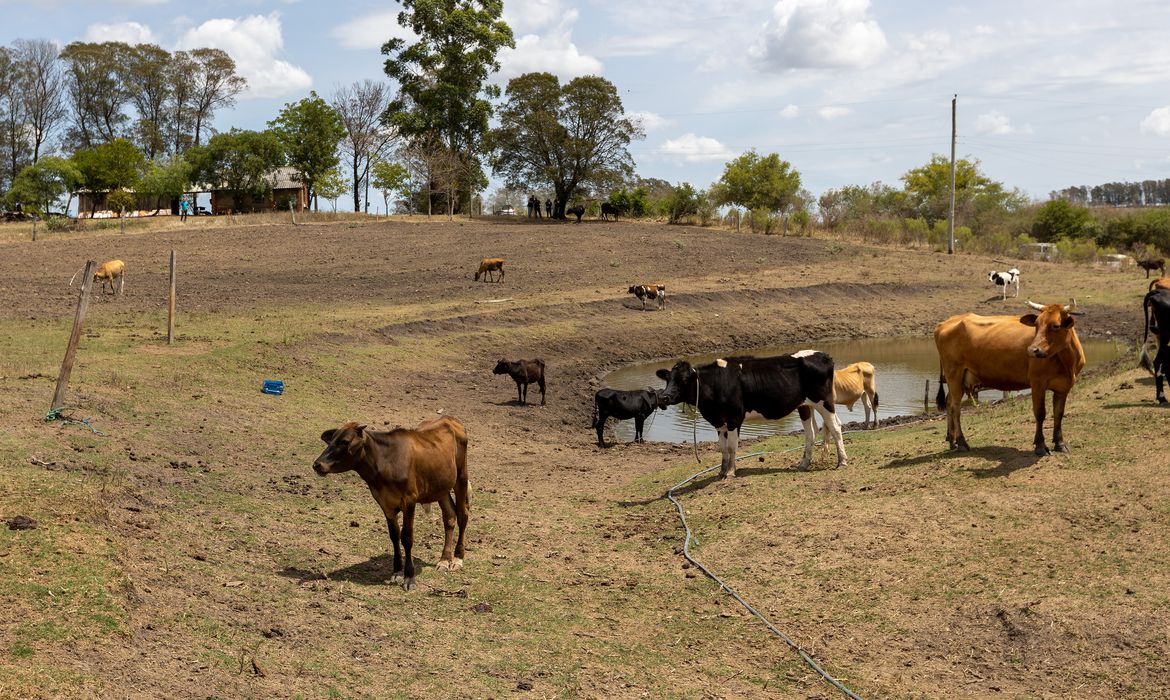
[
  {"left": 664, "top": 183, "right": 703, "bottom": 224},
  {"left": 1055, "top": 237, "right": 1099, "bottom": 264},
  {"left": 45, "top": 217, "right": 73, "bottom": 232}
]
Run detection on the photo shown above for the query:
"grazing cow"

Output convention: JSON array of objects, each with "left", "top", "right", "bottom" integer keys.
[
  {"left": 655, "top": 352, "right": 847, "bottom": 479},
  {"left": 492, "top": 358, "right": 546, "bottom": 405},
  {"left": 1138, "top": 258, "right": 1166, "bottom": 279},
  {"left": 592, "top": 387, "right": 660, "bottom": 447},
  {"left": 935, "top": 301, "right": 1085, "bottom": 455},
  {"left": 627, "top": 283, "right": 666, "bottom": 310},
  {"left": 827, "top": 361, "right": 879, "bottom": 430},
  {"left": 312, "top": 416, "right": 470, "bottom": 591},
  {"left": 94, "top": 259, "right": 125, "bottom": 295},
  {"left": 567, "top": 204, "right": 585, "bottom": 223},
  {"left": 474, "top": 257, "right": 505, "bottom": 283},
  {"left": 600, "top": 202, "right": 620, "bottom": 221},
  {"left": 988, "top": 268, "right": 1020, "bottom": 300},
  {"left": 1139, "top": 288, "right": 1170, "bottom": 404}
]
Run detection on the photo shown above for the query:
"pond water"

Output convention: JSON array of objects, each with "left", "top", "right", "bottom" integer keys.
[{"left": 602, "top": 336, "right": 1124, "bottom": 443}]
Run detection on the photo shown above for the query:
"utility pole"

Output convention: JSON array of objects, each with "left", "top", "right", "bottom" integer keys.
[{"left": 948, "top": 94, "right": 957, "bottom": 255}]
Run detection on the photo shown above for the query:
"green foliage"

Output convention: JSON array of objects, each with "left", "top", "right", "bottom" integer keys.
[
  {"left": 186, "top": 129, "right": 285, "bottom": 208},
  {"left": 1031, "top": 199, "right": 1096, "bottom": 242},
  {"left": 269, "top": 92, "right": 346, "bottom": 210},
  {"left": 314, "top": 166, "right": 348, "bottom": 211},
  {"left": 106, "top": 189, "right": 136, "bottom": 216},
  {"left": 1055, "top": 236, "right": 1100, "bottom": 263},
  {"left": 711, "top": 150, "right": 802, "bottom": 215},
  {"left": 5, "top": 156, "right": 81, "bottom": 214},
  {"left": 371, "top": 160, "right": 410, "bottom": 214},
  {"left": 663, "top": 182, "right": 704, "bottom": 224},
  {"left": 382, "top": 0, "right": 514, "bottom": 165},
  {"left": 608, "top": 186, "right": 648, "bottom": 217},
  {"left": 488, "top": 72, "right": 642, "bottom": 217},
  {"left": 900, "top": 155, "right": 1016, "bottom": 229},
  {"left": 71, "top": 138, "right": 145, "bottom": 195},
  {"left": 137, "top": 156, "right": 192, "bottom": 201}
]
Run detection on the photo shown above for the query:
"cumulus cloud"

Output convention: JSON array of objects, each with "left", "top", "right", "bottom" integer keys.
[
  {"left": 973, "top": 110, "right": 1015, "bottom": 135},
  {"left": 503, "top": 0, "right": 568, "bottom": 35},
  {"left": 1140, "top": 107, "right": 1170, "bottom": 136},
  {"left": 659, "top": 133, "right": 734, "bottom": 162},
  {"left": 629, "top": 111, "right": 675, "bottom": 133},
  {"left": 754, "top": 0, "right": 887, "bottom": 70},
  {"left": 498, "top": 10, "right": 602, "bottom": 81},
  {"left": 330, "top": 9, "right": 415, "bottom": 50},
  {"left": 780, "top": 104, "right": 800, "bottom": 118},
  {"left": 84, "top": 21, "right": 158, "bottom": 44},
  {"left": 817, "top": 105, "right": 850, "bottom": 119},
  {"left": 177, "top": 13, "right": 311, "bottom": 99}
]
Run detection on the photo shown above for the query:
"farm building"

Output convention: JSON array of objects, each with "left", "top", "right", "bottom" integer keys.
[{"left": 75, "top": 167, "right": 310, "bottom": 218}]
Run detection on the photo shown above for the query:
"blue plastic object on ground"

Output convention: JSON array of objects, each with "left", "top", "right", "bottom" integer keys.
[{"left": 262, "top": 380, "right": 285, "bottom": 395}]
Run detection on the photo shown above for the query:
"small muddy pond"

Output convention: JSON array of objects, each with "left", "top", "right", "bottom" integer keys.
[{"left": 602, "top": 336, "right": 1124, "bottom": 443}]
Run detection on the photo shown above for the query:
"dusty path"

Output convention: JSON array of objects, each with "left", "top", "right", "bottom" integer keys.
[{"left": 0, "top": 218, "right": 1152, "bottom": 698}]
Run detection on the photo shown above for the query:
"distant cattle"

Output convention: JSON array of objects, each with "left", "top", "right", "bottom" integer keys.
[
  {"left": 86, "top": 259, "right": 125, "bottom": 295},
  {"left": 567, "top": 205, "right": 585, "bottom": 223},
  {"left": 600, "top": 202, "right": 621, "bottom": 221},
  {"left": 474, "top": 258, "right": 505, "bottom": 283},
  {"left": 312, "top": 417, "right": 470, "bottom": 591},
  {"left": 1138, "top": 258, "right": 1166, "bottom": 279},
  {"left": 592, "top": 387, "right": 660, "bottom": 447},
  {"left": 655, "top": 352, "right": 846, "bottom": 478},
  {"left": 628, "top": 283, "right": 665, "bottom": 311},
  {"left": 935, "top": 301, "right": 1085, "bottom": 455},
  {"left": 1139, "top": 288, "right": 1170, "bottom": 405},
  {"left": 493, "top": 358, "right": 546, "bottom": 406},
  {"left": 988, "top": 268, "right": 1020, "bottom": 300}
]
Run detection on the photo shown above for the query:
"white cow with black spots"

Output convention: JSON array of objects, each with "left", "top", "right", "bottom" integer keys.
[{"left": 989, "top": 268, "right": 1020, "bottom": 300}]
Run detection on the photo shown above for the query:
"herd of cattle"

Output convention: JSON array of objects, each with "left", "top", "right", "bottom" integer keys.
[{"left": 75, "top": 252, "right": 1168, "bottom": 590}]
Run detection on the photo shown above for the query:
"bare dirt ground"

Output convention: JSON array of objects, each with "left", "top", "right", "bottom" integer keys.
[{"left": 0, "top": 216, "right": 1162, "bottom": 699}]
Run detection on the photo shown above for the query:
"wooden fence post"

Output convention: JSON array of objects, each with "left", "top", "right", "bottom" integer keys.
[
  {"left": 52, "top": 260, "right": 97, "bottom": 411},
  {"left": 167, "top": 249, "right": 177, "bottom": 344}
]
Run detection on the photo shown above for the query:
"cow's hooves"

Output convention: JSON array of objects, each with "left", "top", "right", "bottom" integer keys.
[
  {"left": 1034, "top": 446, "right": 1051, "bottom": 456},
  {"left": 402, "top": 578, "right": 417, "bottom": 591},
  {"left": 390, "top": 572, "right": 404, "bottom": 583},
  {"left": 451, "top": 558, "right": 463, "bottom": 570},
  {"left": 1158, "top": 398, "right": 1169, "bottom": 406},
  {"left": 436, "top": 560, "right": 452, "bottom": 571},
  {"left": 835, "top": 461, "right": 846, "bottom": 470},
  {"left": 1054, "top": 444, "right": 1069, "bottom": 453},
  {"left": 796, "top": 463, "right": 811, "bottom": 472}
]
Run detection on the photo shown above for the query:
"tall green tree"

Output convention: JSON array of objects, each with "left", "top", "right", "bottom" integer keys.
[
  {"left": 487, "top": 72, "right": 642, "bottom": 218},
  {"left": 59, "top": 41, "right": 132, "bottom": 148},
  {"left": 269, "top": 91, "right": 345, "bottom": 211},
  {"left": 1030, "top": 199, "right": 1097, "bottom": 242},
  {"left": 5, "top": 156, "right": 81, "bottom": 216},
  {"left": 186, "top": 129, "right": 285, "bottom": 212},
  {"left": 122, "top": 44, "right": 173, "bottom": 160},
  {"left": 899, "top": 155, "right": 1021, "bottom": 230},
  {"left": 382, "top": 0, "right": 514, "bottom": 210},
  {"left": 71, "top": 138, "right": 146, "bottom": 215},
  {"left": 138, "top": 156, "right": 193, "bottom": 212},
  {"left": 710, "top": 150, "right": 803, "bottom": 229},
  {"left": 188, "top": 48, "right": 246, "bottom": 148}
]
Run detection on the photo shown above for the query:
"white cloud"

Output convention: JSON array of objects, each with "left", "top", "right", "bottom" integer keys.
[
  {"left": 177, "top": 13, "right": 311, "bottom": 99},
  {"left": 780, "top": 104, "right": 800, "bottom": 118},
  {"left": 498, "top": 10, "right": 602, "bottom": 81},
  {"left": 754, "top": 0, "right": 887, "bottom": 70},
  {"left": 596, "top": 32, "right": 690, "bottom": 58},
  {"left": 817, "top": 105, "right": 850, "bottom": 119},
  {"left": 330, "top": 8, "right": 414, "bottom": 50},
  {"left": 1140, "top": 107, "right": 1170, "bottom": 136},
  {"left": 659, "top": 133, "right": 734, "bottom": 162},
  {"left": 973, "top": 109, "right": 1033, "bottom": 135},
  {"left": 84, "top": 21, "right": 158, "bottom": 44},
  {"left": 629, "top": 111, "right": 675, "bottom": 133},
  {"left": 503, "top": 0, "right": 568, "bottom": 35}
]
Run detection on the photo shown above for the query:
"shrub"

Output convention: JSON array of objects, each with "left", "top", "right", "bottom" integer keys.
[{"left": 45, "top": 217, "right": 73, "bottom": 232}]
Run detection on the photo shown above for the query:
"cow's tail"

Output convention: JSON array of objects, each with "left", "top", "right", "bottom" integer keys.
[
  {"left": 1140, "top": 291, "right": 1155, "bottom": 373},
  {"left": 936, "top": 370, "right": 948, "bottom": 410}
]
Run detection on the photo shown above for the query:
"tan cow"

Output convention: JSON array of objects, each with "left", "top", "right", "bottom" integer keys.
[
  {"left": 313, "top": 416, "right": 470, "bottom": 591},
  {"left": 474, "top": 257, "right": 505, "bottom": 282},
  {"left": 93, "top": 259, "right": 125, "bottom": 295},
  {"left": 818, "top": 361, "right": 878, "bottom": 449},
  {"left": 935, "top": 301, "right": 1085, "bottom": 456}
]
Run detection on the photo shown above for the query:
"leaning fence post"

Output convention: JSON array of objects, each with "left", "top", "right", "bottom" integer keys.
[
  {"left": 167, "top": 249, "right": 177, "bottom": 344},
  {"left": 52, "top": 260, "right": 97, "bottom": 411}
]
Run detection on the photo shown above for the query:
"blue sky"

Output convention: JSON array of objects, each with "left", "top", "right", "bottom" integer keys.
[{"left": 5, "top": 0, "right": 1170, "bottom": 201}]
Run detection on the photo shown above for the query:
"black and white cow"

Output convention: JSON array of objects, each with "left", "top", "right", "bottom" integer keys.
[
  {"left": 988, "top": 268, "right": 1020, "bottom": 300},
  {"left": 1139, "top": 288, "right": 1170, "bottom": 405},
  {"left": 591, "top": 388, "right": 660, "bottom": 447},
  {"left": 628, "top": 283, "right": 666, "bottom": 310},
  {"left": 655, "top": 351, "right": 847, "bottom": 479}
]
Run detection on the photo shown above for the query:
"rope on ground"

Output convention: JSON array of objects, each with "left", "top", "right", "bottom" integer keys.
[
  {"left": 44, "top": 407, "right": 107, "bottom": 436},
  {"left": 666, "top": 447, "right": 864, "bottom": 700}
]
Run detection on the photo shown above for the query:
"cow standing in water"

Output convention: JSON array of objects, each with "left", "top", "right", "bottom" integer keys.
[{"left": 656, "top": 351, "right": 846, "bottom": 479}]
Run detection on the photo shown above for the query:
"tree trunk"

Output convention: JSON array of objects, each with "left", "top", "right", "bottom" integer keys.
[{"left": 352, "top": 158, "right": 361, "bottom": 212}]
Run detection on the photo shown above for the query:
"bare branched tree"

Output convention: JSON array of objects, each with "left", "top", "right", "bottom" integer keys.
[
  {"left": 331, "top": 80, "right": 397, "bottom": 213},
  {"left": 14, "top": 39, "right": 66, "bottom": 164},
  {"left": 189, "top": 48, "right": 246, "bottom": 147}
]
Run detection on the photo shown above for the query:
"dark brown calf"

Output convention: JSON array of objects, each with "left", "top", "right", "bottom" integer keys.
[
  {"left": 313, "top": 417, "right": 470, "bottom": 591},
  {"left": 492, "top": 358, "right": 546, "bottom": 405},
  {"left": 1138, "top": 258, "right": 1166, "bottom": 279}
]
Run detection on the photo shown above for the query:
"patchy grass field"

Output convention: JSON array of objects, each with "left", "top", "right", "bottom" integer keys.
[{"left": 0, "top": 216, "right": 1165, "bottom": 698}]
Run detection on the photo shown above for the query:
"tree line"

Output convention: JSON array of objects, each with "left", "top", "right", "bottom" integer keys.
[{"left": 1052, "top": 180, "right": 1170, "bottom": 208}]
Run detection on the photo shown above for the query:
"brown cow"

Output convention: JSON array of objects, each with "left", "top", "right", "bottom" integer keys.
[
  {"left": 492, "top": 358, "right": 545, "bottom": 405},
  {"left": 313, "top": 416, "right": 470, "bottom": 591},
  {"left": 628, "top": 283, "right": 666, "bottom": 310},
  {"left": 935, "top": 301, "right": 1085, "bottom": 456},
  {"left": 94, "top": 259, "right": 125, "bottom": 295},
  {"left": 1138, "top": 258, "right": 1166, "bottom": 279},
  {"left": 1149, "top": 277, "right": 1170, "bottom": 293},
  {"left": 474, "top": 258, "right": 505, "bottom": 282}
]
